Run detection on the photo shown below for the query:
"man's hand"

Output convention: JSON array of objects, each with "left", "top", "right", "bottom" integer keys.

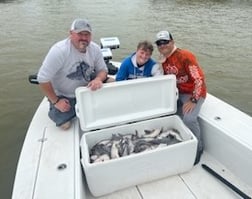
[
  {"left": 87, "top": 78, "right": 103, "bottom": 91},
  {"left": 183, "top": 100, "right": 196, "bottom": 114},
  {"left": 55, "top": 98, "right": 71, "bottom": 112}
]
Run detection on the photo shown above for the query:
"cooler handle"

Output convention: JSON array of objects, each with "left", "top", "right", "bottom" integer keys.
[{"left": 75, "top": 104, "right": 80, "bottom": 118}]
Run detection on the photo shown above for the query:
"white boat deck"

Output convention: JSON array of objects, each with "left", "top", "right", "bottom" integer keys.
[
  {"left": 21, "top": 117, "right": 251, "bottom": 199},
  {"left": 12, "top": 95, "right": 252, "bottom": 199},
  {"left": 84, "top": 151, "right": 251, "bottom": 199}
]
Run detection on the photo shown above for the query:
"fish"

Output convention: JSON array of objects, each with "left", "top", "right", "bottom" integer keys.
[
  {"left": 118, "top": 137, "right": 134, "bottom": 157},
  {"left": 169, "top": 129, "right": 183, "bottom": 142},
  {"left": 143, "top": 128, "right": 163, "bottom": 138},
  {"left": 111, "top": 141, "right": 120, "bottom": 159},
  {"left": 89, "top": 127, "right": 184, "bottom": 163},
  {"left": 157, "top": 129, "right": 171, "bottom": 138},
  {"left": 90, "top": 143, "right": 111, "bottom": 157},
  {"left": 93, "top": 154, "right": 110, "bottom": 163},
  {"left": 133, "top": 139, "right": 153, "bottom": 153}
]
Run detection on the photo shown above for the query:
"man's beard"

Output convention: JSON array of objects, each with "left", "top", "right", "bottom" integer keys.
[{"left": 79, "top": 40, "right": 89, "bottom": 52}]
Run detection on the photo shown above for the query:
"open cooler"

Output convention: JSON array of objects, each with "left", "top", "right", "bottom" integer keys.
[{"left": 75, "top": 75, "right": 198, "bottom": 197}]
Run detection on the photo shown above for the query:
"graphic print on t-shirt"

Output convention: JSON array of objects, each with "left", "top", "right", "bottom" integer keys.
[{"left": 67, "top": 61, "right": 95, "bottom": 81}]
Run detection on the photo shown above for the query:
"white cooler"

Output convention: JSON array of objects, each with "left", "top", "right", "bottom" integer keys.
[{"left": 75, "top": 75, "right": 198, "bottom": 197}]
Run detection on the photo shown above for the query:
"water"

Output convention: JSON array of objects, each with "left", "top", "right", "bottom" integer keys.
[{"left": 0, "top": 0, "right": 251, "bottom": 197}]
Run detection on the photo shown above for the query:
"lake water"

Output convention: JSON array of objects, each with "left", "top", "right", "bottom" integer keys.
[{"left": 0, "top": 0, "right": 251, "bottom": 198}]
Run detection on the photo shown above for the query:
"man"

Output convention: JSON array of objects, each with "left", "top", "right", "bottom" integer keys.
[
  {"left": 155, "top": 30, "right": 207, "bottom": 165},
  {"left": 116, "top": 40, "right": 163, "bottom": 81},
  {"left": 37, "top": 18, "right": 108, "bottom": 130}
]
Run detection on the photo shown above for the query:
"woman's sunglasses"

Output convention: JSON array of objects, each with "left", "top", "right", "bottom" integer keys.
[{"left": 156, "top": 40, "right": 170, "bottom": 46}]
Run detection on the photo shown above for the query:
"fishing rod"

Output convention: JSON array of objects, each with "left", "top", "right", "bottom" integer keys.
[{"left": 202, "top": 164, "right": 251, "bottom": 199}]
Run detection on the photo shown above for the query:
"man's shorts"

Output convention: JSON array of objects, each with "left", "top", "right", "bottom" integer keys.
[{"left": 48, "top": 96, "right": 76, "bottom": 127}]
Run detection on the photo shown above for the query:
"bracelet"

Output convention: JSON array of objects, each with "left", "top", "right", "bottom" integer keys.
[{"left": 52, "top": 98, "right": 60, "bottom": 105}]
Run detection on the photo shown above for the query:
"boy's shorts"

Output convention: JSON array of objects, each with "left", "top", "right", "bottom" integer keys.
[{"left": 48, "top": 96, "right": 76, "bottom": 127}]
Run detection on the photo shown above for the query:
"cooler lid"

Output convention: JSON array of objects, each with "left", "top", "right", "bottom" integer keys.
[{"left": 75, "top": 75, "right": 178, "bottom": 131}]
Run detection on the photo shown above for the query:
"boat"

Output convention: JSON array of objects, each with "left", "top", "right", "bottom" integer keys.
[{"left": 12, "top": 38, "right": 252, "bottom": 199}]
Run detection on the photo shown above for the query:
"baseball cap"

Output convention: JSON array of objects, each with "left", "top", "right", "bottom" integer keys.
[
  {"left": 70, "top": 18, "right": 92, "bottom": 33},
  {"left": 155, "top": 30, "right": 173, "bottom": 43}
]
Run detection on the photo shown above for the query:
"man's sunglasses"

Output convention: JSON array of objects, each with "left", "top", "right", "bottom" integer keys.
[{"left": 156, "top": 40, "right": 170, "bottom": 46}]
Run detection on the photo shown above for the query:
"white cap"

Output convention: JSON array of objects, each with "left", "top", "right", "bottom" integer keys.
[
  {"left": 155, "top": 30, "right": 173, "bottom": 43},
  {"left": 70, "top": 18, "right": 92, "bottom": 33}
]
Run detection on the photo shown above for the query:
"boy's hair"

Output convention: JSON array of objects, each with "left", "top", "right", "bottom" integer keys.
[{"left": 137, "top": 40, "right": 154, "bottom": 53}]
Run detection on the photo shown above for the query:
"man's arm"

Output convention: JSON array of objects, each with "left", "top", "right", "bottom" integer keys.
[
  {"left": 39, "top": 82, "right": 58, "bottom": 104},
  {"left": 87, "top": 70, "right": 108, "bottom": 90},
  {"left": 39, "top": 82, "right": 71, "bottom": 112}
]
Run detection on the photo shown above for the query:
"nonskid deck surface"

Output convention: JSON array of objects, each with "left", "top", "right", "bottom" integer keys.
[{"left": 84, "top": 152, "right": 252, "bottom": 199}]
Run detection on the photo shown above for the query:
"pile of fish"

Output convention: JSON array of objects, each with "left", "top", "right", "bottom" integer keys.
[{"left": 89, "top": 127, "right": 183, "bottom": 163}]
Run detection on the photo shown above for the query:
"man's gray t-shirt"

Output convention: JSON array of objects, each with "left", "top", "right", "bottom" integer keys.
[{"left": 38, "top": 38, "right": 107, "bottom": 97}]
